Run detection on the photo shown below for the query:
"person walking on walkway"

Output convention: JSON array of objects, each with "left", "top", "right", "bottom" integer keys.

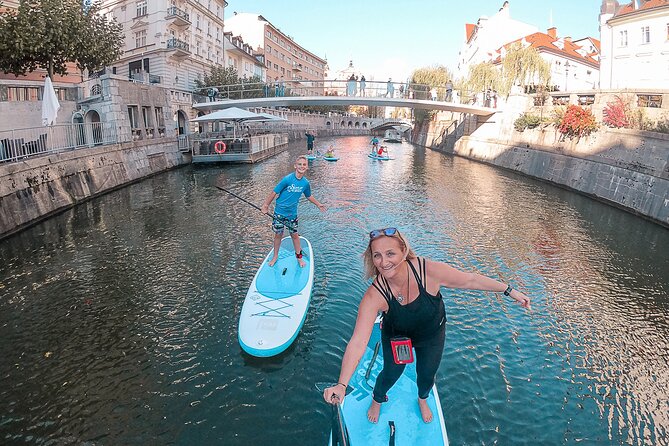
[
  {"left": 359, "top": 75, "right": 366, "bottom": 97},
  {"left": 387, "top": 79, "right": 395, "bottom": 98}
]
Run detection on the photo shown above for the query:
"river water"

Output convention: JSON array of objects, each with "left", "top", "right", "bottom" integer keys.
[{"left": 1, "top": 136, "right": 668, "bottom": 445}]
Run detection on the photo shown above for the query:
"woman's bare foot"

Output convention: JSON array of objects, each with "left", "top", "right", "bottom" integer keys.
[
  {"left": 268, "top": 257, "right": 278, "bottom": 267},
  {"left": 297, "top": 257, "right": 306, "bottom": 268},
  {"left": 367, "top": 400, "right": 381, "bottom": 423},
  {"left": 418, "top": 398, "right": 433, "bottom": 423}
]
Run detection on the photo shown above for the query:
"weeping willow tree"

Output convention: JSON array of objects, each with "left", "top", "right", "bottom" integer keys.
[
  {"left": 465, "top": 62, "right": 501, "bottom": 100},
  {"left": 501, "top": 42, "right": 551, "bottom": 94},
  {"left": 410, "top": 65, "right": 453, "bottom": 121}
]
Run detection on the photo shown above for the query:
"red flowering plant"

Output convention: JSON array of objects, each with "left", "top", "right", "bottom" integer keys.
[
  {"left": 602, "top": 96, "right": 630, "bottom": 128},
  {"left": 557, "top": 105, "right": 598, "bottom": 139}
]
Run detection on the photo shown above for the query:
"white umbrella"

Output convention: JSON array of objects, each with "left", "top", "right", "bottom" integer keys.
[
  {"left": 190, "top": 107, "right": 266, "bottom": 138},
  {"left": 254, "top": 112, "right": 287, "bottom": 122},
  {"left": 41, "top": 76, "right": 60, "bottom": 126},
  {"left": 190, "top": 107, "right": 265, "bottom": 123}
]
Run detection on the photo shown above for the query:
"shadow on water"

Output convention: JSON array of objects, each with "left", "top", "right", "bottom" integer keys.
[{"left": 0, "top": 136, "right": 668, "bottom": 445}]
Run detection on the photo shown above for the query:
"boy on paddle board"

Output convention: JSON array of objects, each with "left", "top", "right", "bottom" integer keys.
[{"left": 261, "top": 155, "right": 326, "bottom": 267}]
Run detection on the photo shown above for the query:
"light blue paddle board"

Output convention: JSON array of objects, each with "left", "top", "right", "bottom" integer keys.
[
  {"left": 238, "top": 236, "right": 314, "bottom": 357},
  {"left": 306, "top": 155, "right": 317, "bottom": 160},
  {"left": 323, "top": 157, "right": 339, "bottom": 162},
  {"left": 368, "top": 153, "right": 393, "bottom": 161},
  {"left": 329, "top": 316, "right": 449, "bottom": 445}
]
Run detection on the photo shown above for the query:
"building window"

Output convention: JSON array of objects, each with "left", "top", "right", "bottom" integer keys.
[
  {"left": 619, "top": 30, "right": 627, "bottom": 47},
  {"left": 135, "top": 30, "right": 146, "bottom": 48},
  {"left": 196, "top": 14, "right": 200, "bottom": 29},
  {"left": 666, "top": 23, "right": 669, "bottom": 40},
  {"left": 637, "top": 94, "right": 662, "bottom": 108},
  {"left": 136, "top": 0, "right": 147, "bottom": 17},
  {"left": 641, "top": 26, "right": 650, "bottom": 44}
]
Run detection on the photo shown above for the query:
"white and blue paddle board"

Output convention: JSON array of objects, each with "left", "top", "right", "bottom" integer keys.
[
  {"left": 323, "top": 156, "right": 339, "bottom": 162},
  {"left": 238, "top": 236, "right": 314, "bottom": 357},
  {"left": 306, "top": 154, "right": 318, "bottom": 160},
  {"left": 329, "top": 316, "right": 449, "bottom": 445},
  {"left": 368, "top": 153, "right": 393, "bottom": 161}
]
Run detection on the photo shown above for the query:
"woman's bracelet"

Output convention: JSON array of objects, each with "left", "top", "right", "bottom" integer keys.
[
  {"left": 336, "top": 382, "right": 347, "bottom": 389},
  {"left": 503, "top": 285, "right": 513, "bottom": 296}
]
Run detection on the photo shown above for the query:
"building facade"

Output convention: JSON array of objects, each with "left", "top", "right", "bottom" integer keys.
[
  {"left": 98, "top": 0, "right": 228, "bottom": 91},
  {"left": 495, "top": 28, "right": 601, "bottom": 92},
  {"left": 457, "top": 1, "right": 538, "bottom": 80},
  {"left": 599, "top": 0, "right": 669, "bottom": 89},
  {"left": 224, "top": 33, "right": 266, "bottom": 82},
  {"left": 224, "top": 13, "right": 326, "bottom": 95}
]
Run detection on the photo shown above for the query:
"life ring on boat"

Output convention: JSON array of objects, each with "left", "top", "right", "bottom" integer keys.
[{"left": 214, "top": 141, "right": 226, "bottom": 154}]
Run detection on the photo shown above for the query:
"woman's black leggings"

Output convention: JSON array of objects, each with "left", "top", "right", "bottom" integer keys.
[{"left": 372, "top": 323, "right": 446, "bottom": 403}]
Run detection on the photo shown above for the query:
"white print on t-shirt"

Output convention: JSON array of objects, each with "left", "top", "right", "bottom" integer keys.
[{"left": 286, "top": 184, "right": 304, "bottom": 193}]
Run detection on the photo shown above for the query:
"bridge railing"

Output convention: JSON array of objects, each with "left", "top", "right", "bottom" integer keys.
[{"left": 195, "top": 79, "right": 456, "bottom": 102}]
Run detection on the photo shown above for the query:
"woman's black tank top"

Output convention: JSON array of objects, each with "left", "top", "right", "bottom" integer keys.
[{"left": 372, "top": 258, "right": 446, "bottom": 343}]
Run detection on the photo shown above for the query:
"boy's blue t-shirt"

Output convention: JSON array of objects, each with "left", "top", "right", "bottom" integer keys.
[{"left": 273, "top": 173, "right": 311, "bottom": 219}]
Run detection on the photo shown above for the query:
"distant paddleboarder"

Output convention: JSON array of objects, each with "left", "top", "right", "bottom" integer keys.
[{"left": 261, "top": 155, "right": 326, "bottom": 267}]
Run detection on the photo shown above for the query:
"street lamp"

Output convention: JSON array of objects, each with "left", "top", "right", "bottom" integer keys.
[{"left": 564, "top": 61, "right": 571, "bottom": 92}]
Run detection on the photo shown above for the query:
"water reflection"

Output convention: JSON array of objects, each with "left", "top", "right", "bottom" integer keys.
[{"left": 0, "top": 136, "right": 667, "bottom": 445}]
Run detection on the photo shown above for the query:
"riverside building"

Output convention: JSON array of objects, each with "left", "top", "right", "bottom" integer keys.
[
  {"left": 224, "top": 13, "right": 327, "bottom": 96},
  {"left": 599, "top": 0, "right": 669, "bottom": 89}
]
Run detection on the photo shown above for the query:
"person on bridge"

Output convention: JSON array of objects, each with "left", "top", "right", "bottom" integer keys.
[
  {"left": 322, "top": 228, "right": 531, "bottom": 423},
  {"left": 387, "top": 79, "right": 394, "bottom": 98},
  {"left": 430, "top": 87, "right": 438, "bottom": 101},
  {"left": 261, "top": 155, "right": 326, "bottom": 268},
  {"left": 305, "top": 131, "right": 316, "bottom": 154},
  {"left": 445, "top": 80, "right": 453, "bottom": 102},
  {"left": 359, "top": 75, "right": 366, "bottom": 97}
]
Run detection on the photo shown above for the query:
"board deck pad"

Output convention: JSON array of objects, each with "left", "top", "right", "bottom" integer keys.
[
  {"left": 330, "top": 319, "right": 449, "bottom": 445},
  {"left": 256, "top": 240, "right": 311, "bottom": 299},
  {"left": 238, "top": 236, "right": 314, "bottom": 357}
]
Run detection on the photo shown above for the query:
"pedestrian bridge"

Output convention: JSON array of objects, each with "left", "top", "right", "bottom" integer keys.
[{"left": 193, "top": 96, "right": 497, "bottom": 116}]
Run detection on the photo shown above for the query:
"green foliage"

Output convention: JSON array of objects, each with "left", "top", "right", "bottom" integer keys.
[
  {"left": 287, "top": 104, "right": 348, "bottom": 114},
  {"left": 513, "top": 113, "right": 544, "bottom": 132},
  {"left": 0, "top": 0, "right": 124, "bottom": 77},
  {"left": 466, "top": 62, "right": 500, "bottom": 95},
  {"left": 651, "top": 116, "right": 669, "bottom": 134},
  {"left": 194, "top": 66, "right": 267, "bottom": 99},
  {"left": 410, "top": 65, "right": 453, "bottom": 99},
  {"left": 501, "top": 42, "right": 551, "bottom": 95}
]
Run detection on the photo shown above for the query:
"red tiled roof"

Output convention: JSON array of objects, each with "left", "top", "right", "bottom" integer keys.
[
  {"left": 494, "top": 31, "right": 600, "bottom": 67},
  {"left": 465, "top": 23, "right": 476, "bottom": 43},
  {"left": 615, "top": 0, "right": 669, "bottom": 17}
]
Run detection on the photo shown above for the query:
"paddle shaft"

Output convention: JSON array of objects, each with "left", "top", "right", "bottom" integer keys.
[{"left": 215, "top": 185, "right": 297, "bottom": 232}]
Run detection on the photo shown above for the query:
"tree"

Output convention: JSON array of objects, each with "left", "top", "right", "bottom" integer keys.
[
  {"left": 501, "top": 42, "right": 551, "bottom": 95},
  {"left": 0, "top": 0, "right": 124, "bottom": 78},
  {"left": 466, "top": 62, "right": 500, "bottom": 100},
  {"left": 194, "top": 66, "right": 266, "bottom": 99},
  {"left": 410, "top": 65, "right": 453, "bottom": 100}
]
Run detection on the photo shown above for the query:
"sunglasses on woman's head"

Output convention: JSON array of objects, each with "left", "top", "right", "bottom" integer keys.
[{"left": 369, "top": 227, "right": 398, "bottom": 240}]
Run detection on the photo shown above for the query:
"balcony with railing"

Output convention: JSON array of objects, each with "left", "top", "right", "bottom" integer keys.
[
  {"left": 166, "top": 37, "right": 190, "bottom": 58},
  {"left": 166, "top": 6, "right": 190, "bottom": 27}
]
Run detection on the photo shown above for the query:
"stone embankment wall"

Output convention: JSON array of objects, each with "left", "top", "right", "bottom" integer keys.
[
  {"left": 0, "top": 138, "right": 188, "bottom": 240},
  {"left": 412, "top": 95, "right": 669, "bottom": 227}
]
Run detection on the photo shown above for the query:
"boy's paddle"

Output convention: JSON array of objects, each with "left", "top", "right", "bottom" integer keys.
[{"left": 215, "top": 185, "right": 297, "bottom": 232}]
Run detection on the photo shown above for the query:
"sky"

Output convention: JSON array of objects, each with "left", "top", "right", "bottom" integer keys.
[{"left": 225, "top": 0, "right": 602, "bottom": 82}]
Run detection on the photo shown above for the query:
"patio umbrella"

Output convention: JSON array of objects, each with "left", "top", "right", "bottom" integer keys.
[
  {"left": 254, "top": 112, "right": 287, "bottom": 122},
  {"left": 41, "top": 76, "right": 60, "bottom": 126},
  {"left": 190, "top": 107, "right": 266, "bottom": 137}
]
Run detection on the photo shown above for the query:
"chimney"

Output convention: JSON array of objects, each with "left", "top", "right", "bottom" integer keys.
[
  {"left": 564, "top": 36, "right": 572, "bottom": 43},
  {"left": 547, "top": 27, "right": 557, "bottom": 38}
]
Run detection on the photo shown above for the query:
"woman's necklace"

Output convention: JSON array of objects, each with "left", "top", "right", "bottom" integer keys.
[{"left": 394, "top": 262, "right": 410, "bottom": 304}]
